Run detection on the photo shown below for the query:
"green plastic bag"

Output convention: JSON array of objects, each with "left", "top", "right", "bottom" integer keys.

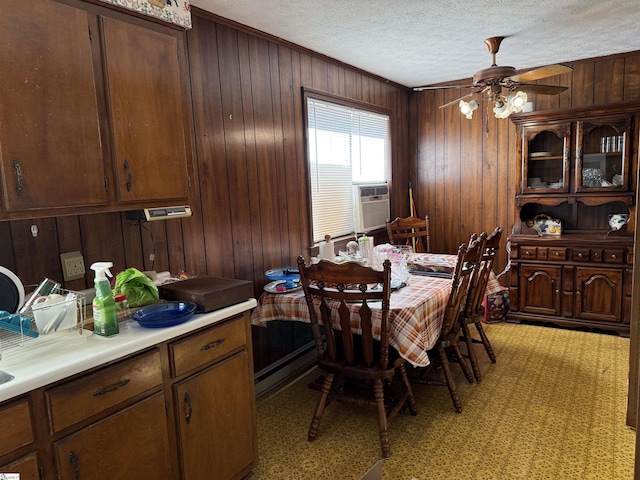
[{"left": 113, "top": 268, "right": 159, "bottom": 307}]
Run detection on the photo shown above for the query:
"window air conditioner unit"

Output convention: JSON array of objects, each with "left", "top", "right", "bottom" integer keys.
[{"left": 353, "top": 183, "right": 390, "bottom": 233}]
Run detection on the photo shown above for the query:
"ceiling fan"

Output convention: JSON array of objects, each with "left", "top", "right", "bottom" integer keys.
[{"left": 413, "top": 36, "right": 573, "bottom": 118}]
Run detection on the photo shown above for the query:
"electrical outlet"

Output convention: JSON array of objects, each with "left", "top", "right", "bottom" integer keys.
[{"left": 61, "top": 251, "right": 86, "bottom": 281}]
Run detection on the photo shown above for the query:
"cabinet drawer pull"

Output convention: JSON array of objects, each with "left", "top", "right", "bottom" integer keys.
[
  {"left": 93, "top": 378, "right": 130, "bottom": 397},
  {"left": 611, "top": 254, "right": 617, "bottom": 259},
  {"left": 201, "top": 338, "right": 225, "bottom": 351},
  {"left": 69, "top": 451, "right": 80, "bottom": 480},
  {"left": 555, "top": 252, "right": 561, "bottom": 256},
  {"left": 184, "top": 392, "right": 192, "bottom": 424},
  {"left": 124, "top": 159, "right": 132, "bottom": 192},
  {"left": 13, "top": 158, "right": 23, "bottom": 194},
  {"left": 577, "top": 253, "right": 583, "bottom": 258},
  {"left": 525, "top": 251, "right": 531, "bottom": 256}
]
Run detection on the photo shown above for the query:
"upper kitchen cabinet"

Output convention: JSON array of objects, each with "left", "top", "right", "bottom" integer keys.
[
  {"left": 101, "top": 15, "right": 192, "bottom": 204},
  {"left": 0, "top": 0, "right": 195, "bottom": 220},
  {"left": 0, "top": 0, "right": 107, "bottom": 213}
]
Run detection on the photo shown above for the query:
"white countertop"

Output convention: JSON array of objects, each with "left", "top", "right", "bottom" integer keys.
[{"left": 0, "top": 298, "right": 257, "bottom": 402}]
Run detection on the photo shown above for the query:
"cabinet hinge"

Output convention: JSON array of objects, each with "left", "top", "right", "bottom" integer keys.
[
  {"left": 88, "top": 25, "right": 92, "bottom": 41},
  {"left": 104, "top": 176, "right": 108, "bottom": 193},
  {"left": 187, "top": 174, "right": 191, "bottom": 188}
]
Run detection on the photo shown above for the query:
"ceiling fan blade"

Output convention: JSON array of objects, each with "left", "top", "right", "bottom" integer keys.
[
  {"left": 438, "top": 90, "right": 483, "bottom": 109},
  {"left": 512, "top": 83, "right": 569, "bottom": 95},
  {"left": 508, "top": 64, "right": 573, "bottom": 83},
  {"left": 413, "top": 84, "right": 476, "bottom": 92}
]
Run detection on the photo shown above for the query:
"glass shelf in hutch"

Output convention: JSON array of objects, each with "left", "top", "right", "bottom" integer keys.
[
  {"left": 575, "top": 117, "right": 631, "bottom": 192},
  {"left": 522, "top": 122, "right": 570, "bottom": 194}
]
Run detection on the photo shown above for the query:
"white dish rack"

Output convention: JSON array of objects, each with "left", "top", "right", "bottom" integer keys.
[{"left": 0, "top": 288, "right": 86, "bottom": 357}]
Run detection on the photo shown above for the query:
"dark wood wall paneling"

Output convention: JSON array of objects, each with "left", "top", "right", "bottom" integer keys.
[
  {"left": 0, "top": 9, "right": 411, "bottom": 373},
  {"left": 3, "top": 4, "right": 640, "bottom": 374},
  {"left": 413, "top": 52, "right": 640, "bottom": 277},
  {"left": 186, "top": 11, "right": 411, "bottom": 370}
]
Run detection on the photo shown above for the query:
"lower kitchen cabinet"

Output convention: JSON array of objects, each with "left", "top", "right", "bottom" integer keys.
[
  {"left": 175, "top": 352, "right": 255, "bottom": 480},
  {"left": 54, "top": 393, "right": 172, "bottom": 479},
  {"left": 0, "top": 399, "right": 39, "bottom": 479},
  {"left": 0, "top": 310, "right": 257, "bottom": 480},
  {"left": 170, "top": 312, "right": 258, "bottom": 480},
  {"left": 0, "top": 454, "right": 40, "bottom": 480}
]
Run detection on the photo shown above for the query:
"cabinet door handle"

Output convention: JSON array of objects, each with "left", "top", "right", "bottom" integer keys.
[
  {"left": 124, "top": 160, "right": 132, "bottom": 192},
  {"left": 69, "top": 451, "right": 80, "bottom": 480},
  {"left": 184, "top": 392, "right": 192, "bottom": 424},
  {"left": 93, "top": 378, "right": 130, "bottom": 397},
  {"left": 13, "top": 158, "right": 23, "bottom": 194},
  {"left": 201, "top": 338, "right": 225, "bottom": 351}
]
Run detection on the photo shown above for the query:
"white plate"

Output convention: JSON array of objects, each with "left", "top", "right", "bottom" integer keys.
[
  {"left": 0, "top": 266, "right": 25, "bottom": 314},
  {"left": 530, "top": 151, "right": 552, "bottom": 158}
]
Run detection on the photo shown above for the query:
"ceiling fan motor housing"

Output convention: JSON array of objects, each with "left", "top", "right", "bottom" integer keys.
[{"left": 473, "top": 65, "right": 517, "bottom": 85}]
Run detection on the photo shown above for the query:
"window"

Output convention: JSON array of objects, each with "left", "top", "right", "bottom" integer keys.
[{"left": 305, "top": 92, "right": 390, "bottom": 243}]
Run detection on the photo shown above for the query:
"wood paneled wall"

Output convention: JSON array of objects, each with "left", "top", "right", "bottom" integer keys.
[
  {"left": 186, "top": 9, "right": 411, "bottom": 287},
  {"left": 412, "top": 50, "right": 640, "bottom": 428},
  {"left": 412, "top": 51, "right": 640, "bottom": 275},
  {"left": 186, "top": 10, "right": 412, "bottom": 370},
  {"left": 0, "top": 8, "right": 411, "bottom": 373},
  {"left": 3, "top": 4, "right": 640, "bottom": 380}
]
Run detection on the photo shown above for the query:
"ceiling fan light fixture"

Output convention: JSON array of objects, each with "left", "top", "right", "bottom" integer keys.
[
  {"left": 492, "top": 98, "right": 512, "bottom": 119},
  {"left": 459, "top": 99, "right": 478, "bottom": 119},
  {"left": 507, "top": 91, "right": 528, "bottom": 113}
]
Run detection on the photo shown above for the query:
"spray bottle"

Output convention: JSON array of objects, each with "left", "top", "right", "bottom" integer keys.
[{"left": 91, "top": 262, "right": 118, "bottom": 337}]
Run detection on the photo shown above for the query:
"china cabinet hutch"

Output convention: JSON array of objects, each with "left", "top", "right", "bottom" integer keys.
[{"left": 508, "top": 101, "right": 640, "bottom": 335}]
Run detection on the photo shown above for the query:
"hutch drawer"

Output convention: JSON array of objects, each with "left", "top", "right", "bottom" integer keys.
[
  {"left": 572, "top": 248, "right": 591, "bottom": 261},
  {"left": 519, "top": 246, "right": 538, "bottom": 259},
  {"left": 604, "top": 249, "right": 625, "bottom": 264}
]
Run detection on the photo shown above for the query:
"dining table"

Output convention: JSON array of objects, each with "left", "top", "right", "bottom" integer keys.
[{"left": 250, "top": 252, "right": 503, "bottom": 367}]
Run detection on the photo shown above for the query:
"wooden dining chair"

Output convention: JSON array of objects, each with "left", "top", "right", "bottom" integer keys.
[
  {"left": 386, "top": 215, "right": 431, "bottom": 253},
  {"left": 411, "top": 239, "right": 482, "bottom": 413},
  {"left": 460, "top": 226, "right": 503, "bottom": 382},
  {"left": 297, "top": 256, "right": 417, "bottom": 458}
]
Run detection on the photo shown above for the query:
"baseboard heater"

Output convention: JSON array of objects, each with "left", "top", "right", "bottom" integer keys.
[{"left": 254, "top": 340, "right": 317, "bottom": 398}]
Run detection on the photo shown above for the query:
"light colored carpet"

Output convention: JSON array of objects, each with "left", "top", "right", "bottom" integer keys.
[{"left": 253, "top": 322, "right": 635, "bottom": 479}]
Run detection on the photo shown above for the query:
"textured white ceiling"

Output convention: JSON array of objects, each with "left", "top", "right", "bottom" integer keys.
[{"left": 190, "top": 0, "right": 640, "bottom": 88}]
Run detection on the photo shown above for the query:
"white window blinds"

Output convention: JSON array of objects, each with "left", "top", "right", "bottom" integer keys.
[{"left": 306, "top": 97, "right": 389, "bottom": 243}]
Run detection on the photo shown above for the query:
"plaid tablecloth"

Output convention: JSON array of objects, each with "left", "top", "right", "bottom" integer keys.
[{"left": 251, "top": 253, "right": 503, "bottom": 368}]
